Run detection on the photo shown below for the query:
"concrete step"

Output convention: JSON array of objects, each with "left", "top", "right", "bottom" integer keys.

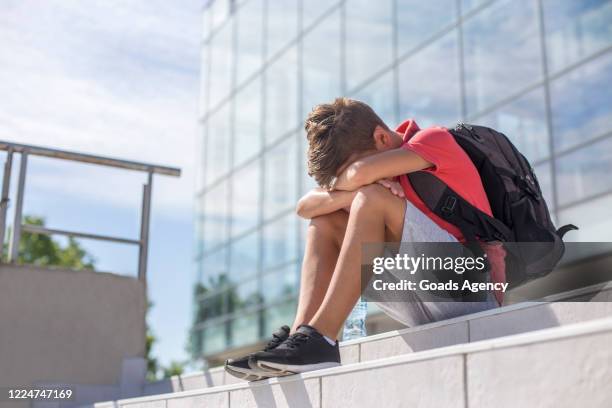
[
  {"left": 141, "top": 282, "right": 612, "bottom": 395},
  {"left": 95, "top": 316, "right": 612, "bottom": 408}
]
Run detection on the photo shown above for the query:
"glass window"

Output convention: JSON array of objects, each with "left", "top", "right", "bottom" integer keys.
[
  {"left": 229, "top": 231, "right": 259, "bottom": 282},
  {"left": 556, "top": 136, "right": 612, "bottom": 207},
  {"left": 236, "top": 0, "right": 264, "bottom": 85},
  {"left": 262, "top": 263, "right": 299, "bottom": 304},
  {"left": 231, "top": 159, "right": 260, "bottom": 236},
  {"left": 302, "top": 8, "right": 342, "bottom": 119},
  {"left": 196, "top": 125, "right": 207, "bottom": 192},
  {"left": 463, "top": 0, "right": 542, "bottom": 115},
  {"left": 230, "top": 312, "right": 260, "bottom": 348},
  {"left": 550, "top": 52, "right": 612, "bottom": 152},
  {"left": 461, "top": 0, "right": 491, "bottom": 15},
  {"left": 264, "top": 135, "right": 298, "bottom": 220},
  {"left": 199, "top": 44, "right": 210, "bottom": 118},
  {"left": 558, "top": 194, "right": 612, "bottom": 242},
  {"left": 203, "top": 180, "right": 229, "bottom": 250},
  {"left": 474, "top": 87, "right": 550, "bottom": 163},
  {"left": 267, "top": 0, "right": 299, "bottom": 59},
  {"left": 195, "top": 194, "right": 205, "bottom": 259},
  {"left": 203, "top": 322, "right": 227, "bottom": 354},
  {"left": 206, "top": 103, "right": 231, "bottom": 183},
  {"left": 396, "top": 0, "right": 456, "bottom": 57},
  {"left": 265, "top": 47, "right": 298, "bottom": 143},
  {"left": 209, "top": 21, "right": 234, "bottom": 109},
  {"left": 264, "top": 299, "right": 297, "bottom": 334},
  {"left": 303, "top": 0, "right": 341, "bottom": 29},
  {"left": 350, "top": 69, "right": 397, "bottom": 127},
  {"left": 345, "top": 0, "right": 394, "bottom": 91},
  {"left": 234, "top": 77, "right": 263, "bottom": 166},
  {"left": 398, "top": 30, "right": 461, "bottom": 128},
  {"left": 200, "top": 247, "right": 229, "bottom": 291},
  {"left": 210, "top": 0, "right": 230, "bottom": 31},
  {"left": 202, "top": 5, "right": 212, "bottom": 41},
  {"left": 232, "top": 277, "right": 261, "bottom": 311},
  {"left": 263, "top": 213, "right": 298, "bottom": 269},
  {"left": 543, "top": 0, "right": 612, "bottom": 74},
  {"left": 197, "top": 291, "right": 225, "bottom": 323},
  {"left": 533, "top": 161, "right": 554, "bottom": 211}
]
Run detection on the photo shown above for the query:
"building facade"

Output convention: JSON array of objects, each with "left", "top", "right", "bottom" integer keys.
[{"left": 193, "top": 0, "right": 612, "bottom": 360}]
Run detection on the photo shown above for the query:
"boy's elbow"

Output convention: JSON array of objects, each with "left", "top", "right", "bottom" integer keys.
[{"left": 295, "top": 198, "right": 311, "bottom": 219}]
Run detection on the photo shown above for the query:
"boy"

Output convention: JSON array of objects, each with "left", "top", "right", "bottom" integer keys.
[{"left": 225, "top": 97, "right": 500, "bottom": 380}]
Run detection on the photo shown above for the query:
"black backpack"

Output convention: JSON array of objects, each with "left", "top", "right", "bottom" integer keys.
[{"left": 408, "top": 123, "right": 577, "bottom": 289}]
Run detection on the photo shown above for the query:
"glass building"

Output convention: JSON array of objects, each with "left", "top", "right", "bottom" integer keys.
[{"left": 192, "top": 0, "right": 612, "bottom": 361}]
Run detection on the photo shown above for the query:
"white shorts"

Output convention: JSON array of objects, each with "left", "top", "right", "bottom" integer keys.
[{"left": 375, "top": 200, "right": 499, "bottom": 327}]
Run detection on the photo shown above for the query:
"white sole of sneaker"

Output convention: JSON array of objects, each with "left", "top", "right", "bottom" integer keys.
[
  {"left": 256, "top": 360, "right": 340, "bottom": 374},
  {"left": 224, "top": 364, "right": 275, "bottom": 382}
]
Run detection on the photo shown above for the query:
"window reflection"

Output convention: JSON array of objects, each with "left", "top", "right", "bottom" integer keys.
[
  {"left": 206, "top": 103, "right": 231, "bottom": 183},
  {"left": 398, "top": 30, "right": 461, "bottom": 127},
  {"left": 543, "top": 0, "right": 612, "bottom": 74},
  {"left": 396, "top": 0, "right": 456, "bottom": 57},
  {"left": 200, "top": 247, "right": 229, "bottom": 290},
  {"left": 264, "top": 135, "right": 298, "bottom": 220},
  {"left": 302, "top": 9, "right": 342, "bottom": 119},
  {"left": 475, "top": 87, "right": 550, "bottom": 162},
  {"left": 263, "top": 214, "right": 298, "bottom": 269},
  {"left": 230, "top": 312, "right": 260, "bottom": 348},
  {"left": 229, "top": 231, "right": 259, "bottom": 282},
  {"left": 265, "top": 47, "right": 298, "bottom": 143},
  {"left": 234, "top": 77, "right": 262, "bottom": 166},
  {"left": 209, "top": 21, "right": 234, "bottom": 109},
  {"left": 550, "top": 52, "right": 612, "bottom": 152},
  {"left": 264, "top": 299, "right": 297, "bottom": 334},
  {"left": 203, "top": 322, "right": 227, "bottom": 354},
  {"left": 262, "top": 264, "right": 299, "bottom": 304},
  {"left": 559, "top": 194, "right": 612, "bottom": 242},
  {"left": 557, "top": 136, "right": 612, "bottom": 207},
  {"left": 231, "top": 160, "right": 260, "bottom": 236},
  {"left": 203, "top": 181, "right": 229, "bottom": 250},
  {"left": 350, "top": 69, "right": 396, "bottom": 127},
  {"left": 267, "top": 0, "right": 299, "bottom": 59},
  {"left": 303, "top": 0, "right": 340, "bottom": 29},
  {"left": 345, "top": 0, "right": 393, "bottom": 90},
  {"left": 463, "top": 0, "right": 541, "bottom": 115},
  {"left": 236, "top": 0, "right": 264, "bottom": 85}
]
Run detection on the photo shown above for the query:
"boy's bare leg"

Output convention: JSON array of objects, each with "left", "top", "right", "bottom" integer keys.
[
  {"left": 309, "top": 184, "right": 406, "bottom": 339},
  {"left": 292, "top": 210, "right": 348, "bottom": 332}
]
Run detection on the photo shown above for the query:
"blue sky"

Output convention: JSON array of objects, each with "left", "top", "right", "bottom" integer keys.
[{"left": 0, "top": 0, "right": 204, "bottom": 369}]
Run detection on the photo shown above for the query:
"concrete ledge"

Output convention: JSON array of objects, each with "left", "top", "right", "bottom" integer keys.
[
  {"left": 96, "top": 317, "right": 612, "bottom": 408},
  {"left": 136, "top": 283, "right": 612, "bottom": 396}
]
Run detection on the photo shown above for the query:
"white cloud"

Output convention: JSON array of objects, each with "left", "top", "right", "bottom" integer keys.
[{"left": 0, "top": 0, "right": 203, "bottom": 217}]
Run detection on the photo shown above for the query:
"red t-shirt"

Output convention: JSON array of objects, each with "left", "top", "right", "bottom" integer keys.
[{"left": 397, "top": 119, "right": 505, "bottom": 304}]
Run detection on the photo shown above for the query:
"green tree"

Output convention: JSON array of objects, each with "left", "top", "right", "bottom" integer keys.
[{"left": 14, "top": 215, "right": 95, "bottom": 269}]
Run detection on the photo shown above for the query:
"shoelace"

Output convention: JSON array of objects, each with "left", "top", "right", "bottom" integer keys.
[
  {"left": 283, "top": 332, "right": 310, "bottom": 350},
  {"left": 264, "top": 331, "right": 287, "bottom": 351}
]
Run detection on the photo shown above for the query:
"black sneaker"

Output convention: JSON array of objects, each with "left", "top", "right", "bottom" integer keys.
[
  {"left": 224, "top": 325, "right": 290, "bottom": 381},
  {"left": 248, "top": 324, "right": 340, "bottom": 375}
]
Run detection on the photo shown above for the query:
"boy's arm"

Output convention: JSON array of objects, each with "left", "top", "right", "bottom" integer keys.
[
  {"left": 296, "top": 188, "right": 357, "bottom": 219},
  {"left": 333, "top": 147, "right": 432, "bottom": 191}
]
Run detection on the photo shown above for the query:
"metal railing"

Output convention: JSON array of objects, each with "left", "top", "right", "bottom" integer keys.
[{"left": 0, "top": 140, "right": 181, "bottom": 283}]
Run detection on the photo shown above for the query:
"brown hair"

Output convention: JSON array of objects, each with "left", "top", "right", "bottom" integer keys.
[{"left": 305, "top": 97, "right": 388, "bottom": 189}]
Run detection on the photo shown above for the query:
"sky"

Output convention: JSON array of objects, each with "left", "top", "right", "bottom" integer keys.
[{"left": 0, "top": 0, "right": 205, "bottom": 369}]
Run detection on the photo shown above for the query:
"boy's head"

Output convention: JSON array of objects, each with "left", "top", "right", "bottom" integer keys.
[{"left": 305, "top": 97, "right": 403, "bottom": 189}]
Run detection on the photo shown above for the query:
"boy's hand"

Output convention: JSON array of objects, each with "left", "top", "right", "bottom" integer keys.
[{"left": 376, "top": 178, "right": 405, "bottom": 198}]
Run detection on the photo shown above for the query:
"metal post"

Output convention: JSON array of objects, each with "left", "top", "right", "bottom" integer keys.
[
  {"left": 0, "top": 149, "right": 14, "bottom": 259},
  {"left": 138, "top": 171, "right": 153, "bottom": 283},
  {"left": 8, "top": 152, "right": 27, "bottom": 263}
]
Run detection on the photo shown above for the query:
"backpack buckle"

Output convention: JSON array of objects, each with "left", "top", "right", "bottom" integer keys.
[{"left": 441, "top": 196, "right": 457, "bottom": 216}]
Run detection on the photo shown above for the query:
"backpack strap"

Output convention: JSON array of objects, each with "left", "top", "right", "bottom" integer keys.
[
  {"left": 407, "top": 171, "right": 513, "bottom": 244},
  {"left": 557, "top": 224, "right": 578, "bottom": 239}
]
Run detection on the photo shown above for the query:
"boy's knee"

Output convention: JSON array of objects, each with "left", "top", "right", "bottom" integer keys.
[
  {"left": 352, "top": 184, "right": 393, "bottom": 210},
  {"left": 310, "top": 210, "right": 348, "bottom": 235}
]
